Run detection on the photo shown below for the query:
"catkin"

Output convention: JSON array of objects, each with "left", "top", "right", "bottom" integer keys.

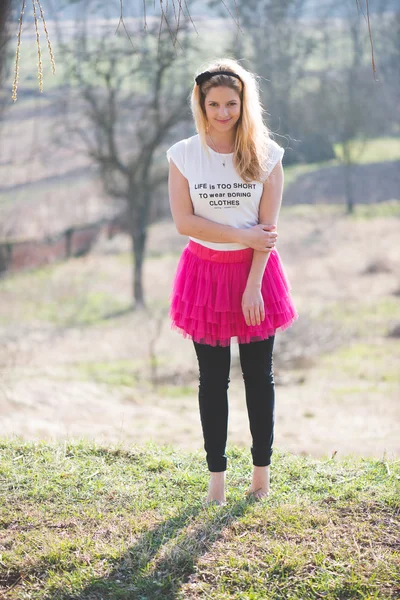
[
  {"left": 35, "top": 0, "right": 56, "bottom": 75},
  {"left": 32, "top": 0, "right": 43, "bottom": 92},
  {"left": 12, "top": 0, "right": 26, "bottom": 102}
]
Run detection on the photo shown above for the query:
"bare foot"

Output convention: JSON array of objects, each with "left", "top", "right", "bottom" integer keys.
[
  {"left": 205, "top": 470, "right": 226, "bottom": 505},
  {"left": 247, "top": 465, "right": 271, "bottom": 499}
]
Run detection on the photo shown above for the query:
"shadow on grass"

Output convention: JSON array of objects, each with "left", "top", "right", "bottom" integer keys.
[{"left": 58, "top": 496, "right": 258, "bottom": 599}]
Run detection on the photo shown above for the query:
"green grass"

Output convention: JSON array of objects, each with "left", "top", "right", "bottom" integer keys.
[
  {"left": 75, "top": 360, "right": 140, "bottom": 387},
  {"left": 0, "top": 438, "right": 398, "bottom": 599},
  {"left": 333, "top": 137, "right": 400, "bottom": 164},
  {"left": 0, "top": 261, "right": 132, "bottom": 327},
  {"left": 319, "top": 340, "right": 400, "bottom": 395},
  {"left": 73, "top": 361, "right": 194, "bottom": 394},
  {"left": 281, "top": 199, "right": 400, "bottom": 220},
  {"left": 37, "top": 290, "right": 130, "bottom": 327},
  {"left": 348, "top": 199, "right": 400, "bottom": 219},
  {"left": 323, "top": 341, "right": 399, "bottom": 379},
  {"left": 283, "top": 137, "right": 400, "bottom": 188},
  {"left": 283, "top": 159, "right": 339, "bottom": 187},
  {"left": 320, "top": 297, "right": 400, "bottom": 338},
  {"left": 158, "top": 385, "right": 197, "bottom": 397},
  {"left": 4, "top": 286, "right": 130, "bottom": 328}
]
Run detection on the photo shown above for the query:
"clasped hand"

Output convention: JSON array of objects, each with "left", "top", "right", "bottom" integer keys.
[{"left": 242, "top": 223, "right": 278, "bottom": 253}]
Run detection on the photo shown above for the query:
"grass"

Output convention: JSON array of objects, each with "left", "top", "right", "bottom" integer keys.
[
  {"left": 282, "top": 138, "right": 400, "bottom": 188},
  {"left": 75, "top": 360, "right": 140, "bottom": 388},
  {"left": 280, "top": 200, "right": 400, "bottom": 222},
  {"left": 158, "top": 385, "right": 197, "bottom": 397},
  {"left": 0, "top": 438, "right": 398, "bottom": 599},
  {"left": 37, "top": 290, "right": 131, "bottom": 327},
  {"left": 317, "top": 340, "right": 399, "bottom": 410},
  {"left": 72, "top": 361, "right": 195, "bottom": 395},
  {"left": 320, "top": 297, "right": 400, "bottom": 338},
  {"left": 0, "top": 260, "right": 132, "bottom": 327},
  {"left": 333, "top": 137, "right": 400, "bottom": 165},
  {"left": 348, "top": 199, "right": 400, "bottom": 220},
  {"left": 4, "top": 286, "right": 130, "bottom": 328},
  {"left": 321, "top": 341, "right": 400, "bottom": 382},
  {"left": 283, "top": 159, "right": 339, "bottom": 187}
]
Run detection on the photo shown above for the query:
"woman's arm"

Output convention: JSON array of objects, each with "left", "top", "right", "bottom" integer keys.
[
  {"left": 168, "top": 159, "right": 248, "bottom": 244},
  {"left": 168, "top": 158, "right": 279, "bottom": 251},
  {"left": 241, "top": 160, "right": 284, "bottom": 326},
  {"left": 246, "top": 160, "right": 284, "bottom": 287}
]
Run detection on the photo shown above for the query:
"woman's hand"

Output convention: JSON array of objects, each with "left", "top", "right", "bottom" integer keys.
[
  {"left": 242, "top": 284, "right": 265, "bottom": 326},
  {"left": 240, "top": 224, "right": 278, "bottom": 252}
]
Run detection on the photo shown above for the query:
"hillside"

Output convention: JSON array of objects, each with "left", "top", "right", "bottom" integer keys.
[
  {"left": 1, "top": 202, "right": 399, "bottom": 462},
  {"left": 0, "top": 438, "right": 399, "bottom": 599}
]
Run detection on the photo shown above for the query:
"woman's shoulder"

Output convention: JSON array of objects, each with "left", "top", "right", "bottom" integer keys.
[
  {"left": 267, "top": 137, "right": 285, "bottom": 154},
  {"left": 166, "top": 135, "right": 200, "bottom": 176},
  {"left": 167, "top": 134, "right": 200, "bottom": 152},
  {"left": 260, "top": 137, "right": 285, "bottom": 181},
  {"left": 265, "top": 137, "right": 285, "bottom": 164}
]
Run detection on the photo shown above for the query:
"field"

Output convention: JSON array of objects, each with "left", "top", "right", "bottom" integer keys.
[
  {"left": 1, "top": 13, "right": 399, "bottom": 468},
  {"left": 0, "top": 15, "right": 399, "bottom": 599},
  {"left": 1, "top": 201, "right": 399, "bottom": 465},
  {"left": 1, "top": 438, "right": 398, "bottom": 599}
]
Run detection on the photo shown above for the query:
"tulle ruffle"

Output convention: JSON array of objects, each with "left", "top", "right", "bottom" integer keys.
[{"left": 169, "top": 240, "right": 299, "bottom": 346}]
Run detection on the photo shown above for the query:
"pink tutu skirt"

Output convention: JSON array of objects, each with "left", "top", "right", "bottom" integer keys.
[{"left": 169, "top": 239, "right": 299, "bottom": 347}]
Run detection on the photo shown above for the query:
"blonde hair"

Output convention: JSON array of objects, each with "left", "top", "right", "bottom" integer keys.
[{"left": 191, "top": 58, "right": 274, "bottom": 183}]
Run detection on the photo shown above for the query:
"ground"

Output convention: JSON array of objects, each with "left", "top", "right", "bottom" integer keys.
[{"left": 1, "top": 202, "right": 399, "bottom": 465}]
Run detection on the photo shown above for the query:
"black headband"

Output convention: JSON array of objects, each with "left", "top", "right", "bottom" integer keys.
[{"left": 195, "top": 70, "right": 243, "bottom": 87}]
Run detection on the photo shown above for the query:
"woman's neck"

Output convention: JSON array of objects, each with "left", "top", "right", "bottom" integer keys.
[{"left": 206, "top": 127, "right": 236, "bottom": 151}]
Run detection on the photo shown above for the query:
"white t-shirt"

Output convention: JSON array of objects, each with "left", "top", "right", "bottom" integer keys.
[{"left": 166, "top": 133, "right": 284, "bottom": 250}]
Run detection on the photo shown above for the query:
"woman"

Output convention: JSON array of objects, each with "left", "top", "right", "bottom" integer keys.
[{"left": 166, "top": 58, "right": 298, "bottom": 506}]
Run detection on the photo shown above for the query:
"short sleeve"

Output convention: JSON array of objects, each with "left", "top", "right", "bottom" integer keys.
[
  {"left": 262, "top": 139, "right": 285, "bottom": 181},
  {"left": 166, "top": 140, "right": 186, "bottom": 178}
]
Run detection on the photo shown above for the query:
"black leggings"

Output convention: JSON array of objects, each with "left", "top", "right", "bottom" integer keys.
[{"left": 193, "top": 336, "right": 275, "bottom": 472}]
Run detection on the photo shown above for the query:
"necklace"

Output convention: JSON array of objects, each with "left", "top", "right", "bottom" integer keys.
[{"left": 208, "top": 133, "right": 234, "bottom": 167}]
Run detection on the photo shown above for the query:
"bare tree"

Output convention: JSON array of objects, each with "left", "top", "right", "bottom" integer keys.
[
  {"left": 340, "top": 14, "right": 370, "bottom": 213},
  {"left": 58, "top": 17, "right": 194, "bottom": 308},
  {"left": 313, "top": 3, "right": 395, "bottom": 213}
]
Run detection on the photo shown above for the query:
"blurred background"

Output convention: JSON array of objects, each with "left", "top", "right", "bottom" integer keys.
[{"left": 0, "top": 0, "right": 399, "bottom": 462}]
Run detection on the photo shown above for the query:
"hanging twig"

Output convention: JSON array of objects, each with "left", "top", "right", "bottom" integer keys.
[
  {"left": 12, "top": 0, "right": 26, "bottom": 102},
  {"left": 12, "top": 0, "right": 56, "bottom": 101},
  {"left": 115, "top": 0, "right": 137, "bottom": 51},
  {"left": 32, "top": 0, "right": 43, "bottom": 92},
  {"left": 35, "top": 0, "right": 56, "bottom": 75},
  {"left": 355, "top": 0, "right": 377, "bottom": 80}
]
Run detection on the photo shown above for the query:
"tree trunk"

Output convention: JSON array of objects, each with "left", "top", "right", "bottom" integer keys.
[
  {"left": 344, "top": 162, "right": 354, "bottom": 214},
  {"left": 131, "top": 226, "right": 146, "bottom": 309},
  {"left": 0, "top": 0, "right": 11, "bottom": 87},
  {"left": 129, "top": 183, "right": 151, "bottom": 310}
]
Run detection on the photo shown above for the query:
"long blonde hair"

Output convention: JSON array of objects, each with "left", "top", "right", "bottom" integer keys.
[{"left": 191, "top": 58, "right": 274, "bottom": 183}]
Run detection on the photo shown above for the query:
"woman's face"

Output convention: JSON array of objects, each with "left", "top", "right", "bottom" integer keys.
[{"left": 204, "top": 85, "right": 241, "bottom": 134}]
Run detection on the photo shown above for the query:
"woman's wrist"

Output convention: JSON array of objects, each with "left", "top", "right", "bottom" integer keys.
[
  {"left": 236, "top": 228, "right": 248, "bottom": 245},
  {"left": 246, "top": 279, "right": 262, "bottom": 289}
]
